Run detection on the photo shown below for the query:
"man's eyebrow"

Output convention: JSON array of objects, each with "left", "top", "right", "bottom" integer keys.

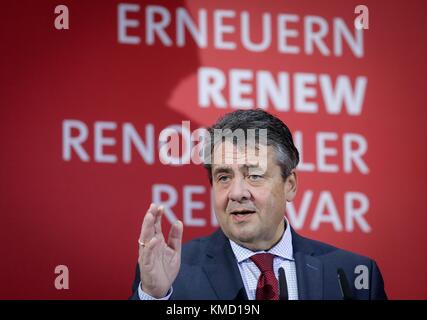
[{"left": 212, "top": 166, "right": 233, "bottom": 176}]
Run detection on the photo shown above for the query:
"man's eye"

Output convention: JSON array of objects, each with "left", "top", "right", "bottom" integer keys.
[
  {"left": 218, "top": 176, "right": 230, "bottom": 182},
  {"left": 248, "top": 175, "right": 263, "bottom": 181}
]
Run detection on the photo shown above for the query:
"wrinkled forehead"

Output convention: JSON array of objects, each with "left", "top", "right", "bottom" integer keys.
[{"left": 212, "top": 140, "right": 270, "bottom": 169}]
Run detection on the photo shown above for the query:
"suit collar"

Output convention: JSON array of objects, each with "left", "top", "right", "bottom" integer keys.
[
  {"left": 203, "top": 229, "right": 248, "bottom": 300},
  {"left": 290, "top": 227, "right": 316, "bottom": 254}
]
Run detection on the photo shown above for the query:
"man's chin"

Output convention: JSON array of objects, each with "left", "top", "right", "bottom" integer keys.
[{"left": 230, "top": 226, "right": 258, "bottom": 245}]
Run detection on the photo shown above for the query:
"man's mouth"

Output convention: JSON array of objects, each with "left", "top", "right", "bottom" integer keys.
[
  {"left": 230, "top": 210, "right": 256, "bottom": 222},
  {"left": 230, "top": 210, "right": 256, "bottom": 216}
]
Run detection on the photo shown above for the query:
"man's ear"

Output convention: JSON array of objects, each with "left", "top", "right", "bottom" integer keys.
[{"left": 284, "top": 170, "right": 298, "bottom": 202}]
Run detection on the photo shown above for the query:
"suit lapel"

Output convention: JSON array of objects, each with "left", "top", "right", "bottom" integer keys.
[
  {"left": 291, "top": 228, "right": 324, "bottom": 300},
  {"left": 202, "top": 229, "right": 248, "bottom": 300},
  {"left": 294, "top": 252, "right": 323, "bottom": 299}
]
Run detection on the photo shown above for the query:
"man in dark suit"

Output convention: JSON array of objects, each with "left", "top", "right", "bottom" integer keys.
[{"left": 130, "top": 109, "right": 387, "bottom": 300}]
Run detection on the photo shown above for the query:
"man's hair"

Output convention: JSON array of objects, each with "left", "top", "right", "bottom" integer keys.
[{"left": 203, "top": 109, "right": 300, "bottom": 184}]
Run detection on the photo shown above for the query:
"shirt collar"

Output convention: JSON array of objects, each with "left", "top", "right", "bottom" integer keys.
[{"left": 229, "top": 216, "right": 294, "bottom": 263}]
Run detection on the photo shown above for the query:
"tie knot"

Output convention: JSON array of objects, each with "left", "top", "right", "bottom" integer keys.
[{"left": 250, "top": 253, "right": 275, "bottom": 272}]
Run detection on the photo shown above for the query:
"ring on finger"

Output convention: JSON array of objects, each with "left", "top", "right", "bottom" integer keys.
[{"left": 138, "top": 239, "right": 146, "bottom": 248}]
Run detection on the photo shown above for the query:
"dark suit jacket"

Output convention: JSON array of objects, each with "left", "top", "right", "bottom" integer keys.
[{"left": 130, "top": 227, "right": 387, "bottom": 300}]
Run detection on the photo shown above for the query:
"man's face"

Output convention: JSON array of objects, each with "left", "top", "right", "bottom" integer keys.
[{"left": 211, "top": 141, "right": 297, "bottom": 251}]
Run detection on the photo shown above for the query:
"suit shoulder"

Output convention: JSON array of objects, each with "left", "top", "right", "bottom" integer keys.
[{"left": 296, "top": 233, "right": 374, "bottom": 263}]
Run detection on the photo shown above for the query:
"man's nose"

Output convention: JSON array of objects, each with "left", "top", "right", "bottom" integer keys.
[{"left": 228, "top": 177, "right": 251, "bottom": 202}]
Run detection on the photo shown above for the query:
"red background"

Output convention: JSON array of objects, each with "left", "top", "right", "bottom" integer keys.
[{"left": 0, "top": 0, "right": 426, "bottom": 299}]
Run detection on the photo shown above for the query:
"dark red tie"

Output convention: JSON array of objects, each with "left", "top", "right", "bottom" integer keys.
[{"left": 250, "top": 253, "right": 279, "bottom": 300}]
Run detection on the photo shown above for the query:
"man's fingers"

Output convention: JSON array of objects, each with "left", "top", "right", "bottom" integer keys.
[
  {"left": 154, "top": 205, "right": 164, "bottom": 236},
  {"left": 139, "top": 203, "right": 157, "bottom": 244},
  {"left": 167, "top": 220, "right": 183, "bottom": 254},
  {"left": 139, "top": 236, "right": 160, "bottom": 267}
]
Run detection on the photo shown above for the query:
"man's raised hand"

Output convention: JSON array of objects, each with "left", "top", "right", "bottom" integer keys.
[{"left": 138, "top": 203, "right": 183, "bottom": 298}]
